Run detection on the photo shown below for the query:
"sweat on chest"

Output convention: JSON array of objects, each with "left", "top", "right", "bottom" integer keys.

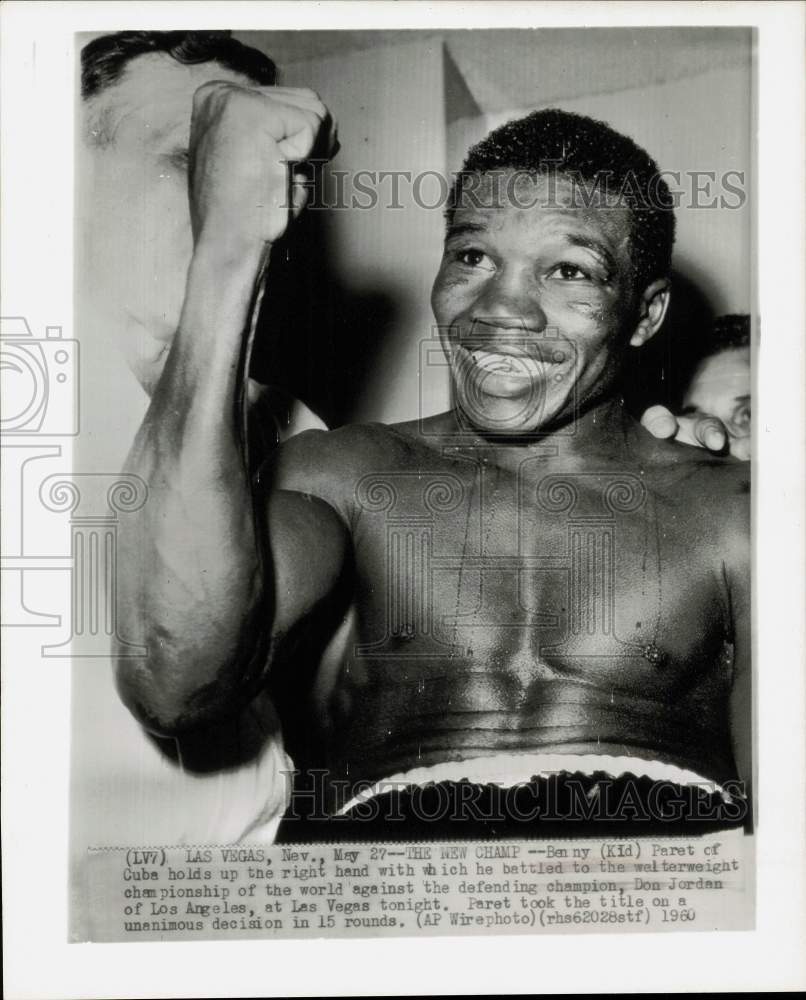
[{"left": 350, "top": 463, "right": 717, "bottom": 674}]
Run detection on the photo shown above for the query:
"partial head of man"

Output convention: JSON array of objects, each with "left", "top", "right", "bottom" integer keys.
[
  {"left": 682, "top": 314, "right": 751, "bottom": 460},
  {"left": 79, "top": 31, "right": 277, "bottom": 391},
  {"left": 432, "top": 108, "right": 676, "bottom": 437}
]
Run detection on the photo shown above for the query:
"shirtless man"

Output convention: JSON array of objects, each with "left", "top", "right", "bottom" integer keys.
[{"left": 116, "top": 84, "right": 750, "bottom": 838}]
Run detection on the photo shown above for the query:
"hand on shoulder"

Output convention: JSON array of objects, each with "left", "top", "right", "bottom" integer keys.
[{"left": 641, "top": 404, "right": 750, "bottom": 461}]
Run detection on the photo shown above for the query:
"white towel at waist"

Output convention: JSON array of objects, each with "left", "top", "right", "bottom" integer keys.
[{"left": 338, "top": 753, "right": 727, "bottom": 816}]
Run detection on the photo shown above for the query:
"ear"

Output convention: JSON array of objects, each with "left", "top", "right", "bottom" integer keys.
[{"left": 629, "top": 278, "right": 670, "bottom": 347}]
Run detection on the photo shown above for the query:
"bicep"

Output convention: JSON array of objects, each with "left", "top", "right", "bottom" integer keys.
[{"left": 264, "top": 489, "right": 351, "bottom": 641}]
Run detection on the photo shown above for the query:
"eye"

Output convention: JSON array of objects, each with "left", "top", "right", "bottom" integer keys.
[
  {"left": 731, "top": 402, "right": 751, "bottom": 430},
  {"left": 453, "top": 248, "right": 494, "bottom": 271},
  {"left": 549, "top": 262, "right": 590, "bottom": 281}
]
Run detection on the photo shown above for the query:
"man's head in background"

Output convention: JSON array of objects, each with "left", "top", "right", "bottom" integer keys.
[
  {"left": 79, "top": 31, "right": 276, "bottom": 393},
  {"left": 681, "top": 314, "right": 751, "bottom": 460},
  {"left": 432, "top": 108, "right": 675, "bottom": 435}
]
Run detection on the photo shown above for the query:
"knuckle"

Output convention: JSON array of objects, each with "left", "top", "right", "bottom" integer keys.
[
  {"left": 301, "top": 90, "right": 328, "bottom": 121},
  {"left": 192, "top": 82, "right": 216, "bottom": 108},
  {"left": 641, "top": 405, "right": 673, "bottom": 430},
  {"left": 697, "top": 416, "right": 723, "bottom": 433},
  {"left": 193, "top": 81, "right": 247, "bottom": 117},
  {"left": 642, "top": 404, "right": 669, "bottom": 422},
  {"left": 194, "top": 79, "right": 230, "bottom": 101}
]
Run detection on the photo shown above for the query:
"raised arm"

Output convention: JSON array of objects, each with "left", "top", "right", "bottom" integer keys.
[{"left": 116, "top": 82, "right": 346, "bottom": 736}]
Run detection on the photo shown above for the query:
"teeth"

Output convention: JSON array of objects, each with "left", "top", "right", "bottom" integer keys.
[{"left": 470, "top": 349, "right": 548, "bottom": 378}]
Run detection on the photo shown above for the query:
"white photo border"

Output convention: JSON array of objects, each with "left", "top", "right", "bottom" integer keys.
[{"left": 1, "top": 2, "right": 804, "bottom": 996}]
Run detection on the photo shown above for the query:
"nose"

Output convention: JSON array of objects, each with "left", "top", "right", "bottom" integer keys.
[{"left": 470, "top": 262, "right": 547, "bottom": 334}]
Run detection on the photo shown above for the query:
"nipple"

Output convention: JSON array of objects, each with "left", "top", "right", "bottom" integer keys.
[{"left": 642, "top": 642, "right": 667, "bottom": 667}]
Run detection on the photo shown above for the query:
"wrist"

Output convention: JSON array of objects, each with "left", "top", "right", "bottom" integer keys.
[
  {"left": 191, "top": 227, "right": 273, "bottom": 276},
  {"left": 169, "top": 233, "right": 271, "bottom": 378}
]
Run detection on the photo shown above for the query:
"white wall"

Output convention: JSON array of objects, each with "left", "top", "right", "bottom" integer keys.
[
  {"left": 282, "top": 38, "right": 452, "bottom": 425},
  {"left": 470, "top": 65, "right": 753, "bottom": 316}
]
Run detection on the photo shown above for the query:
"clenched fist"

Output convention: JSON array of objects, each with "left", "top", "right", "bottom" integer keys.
[{"left": 188, "top": 83, "right": 337, "bottom": 255}]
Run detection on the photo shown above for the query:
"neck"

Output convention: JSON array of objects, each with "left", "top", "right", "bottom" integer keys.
[{"left": 450, "top": 396, "right": 638, "bottom": 470}]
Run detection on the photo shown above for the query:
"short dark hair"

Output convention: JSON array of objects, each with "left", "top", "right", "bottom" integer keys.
[
  {"left": 449, "top": 108, "right": 676, "bottom": 292},
  {"left": 708, "top": 313, "right": 751, "bottom": 354},
  {"left": 81, "top": 30, "right": 276, "bottom": 99}
]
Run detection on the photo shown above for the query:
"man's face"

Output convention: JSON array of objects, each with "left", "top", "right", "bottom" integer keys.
[
  {"left": 682, "top": 346, "right": 751, "bottom": 458},
  {"left": 431, "top": 171, "right": 640, "bottom": 436},
  {"left": 79, "top": 53, "right": 257, "bottom": 393}
]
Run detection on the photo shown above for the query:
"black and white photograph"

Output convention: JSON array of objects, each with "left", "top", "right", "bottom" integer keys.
[
  {"left": 2, "top": 2, "right": 805, "bottom": 997},
  {"left": 75, "top": 21, "right": 754, "bottom": 857}
]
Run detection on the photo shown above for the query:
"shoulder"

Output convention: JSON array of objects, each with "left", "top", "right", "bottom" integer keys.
[
  {"left": 273, "top": 421, "right": 411, "bottom": 471},
  {"left": 635, "top": 423, "right": 749, "bottom": 504},
  {"left": 698, "top": 457, "right": 750, "bottom": 608},
  {"left": 680, "top": 452, "right": 749, "bottom": 523},
  {"left": 694, "top": 458, "right": 750, "bottom": 563},
  {"left": 264, "top": 422, "right": 416, "bottom": 514},
  {"left": 636, "top": 428, "right": 749, "bottom": 563}
]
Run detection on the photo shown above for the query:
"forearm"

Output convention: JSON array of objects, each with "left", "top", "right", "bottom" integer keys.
[{"left": 117, "top": 238, "right": 273, "bottom": 735}]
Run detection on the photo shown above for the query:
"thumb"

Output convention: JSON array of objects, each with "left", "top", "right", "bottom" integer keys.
[
  {"left": 641, "top": 404, "right": 678, "bottom": 440},
  {"left": 692, "top": 415, "right": 729, "bottom": 454}
]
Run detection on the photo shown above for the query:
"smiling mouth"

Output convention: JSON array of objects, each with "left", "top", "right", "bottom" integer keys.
[{"left": 464, "top": 347, "right": 560, "bottom": 380}]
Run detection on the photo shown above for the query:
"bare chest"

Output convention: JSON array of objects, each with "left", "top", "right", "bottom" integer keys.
[{"left": 349, "top": 458, "right": 728, "bottom": 686}]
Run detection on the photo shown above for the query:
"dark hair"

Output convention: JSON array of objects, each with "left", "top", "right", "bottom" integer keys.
[
  {"left": 81, "top": 30, "right": 276, "bottom": 99},
  {"left": 708, "top": 313, "right": 750, "bottom": 354},
  {"left": 449, "top": 108, "right": 676, "bottom": 291}
]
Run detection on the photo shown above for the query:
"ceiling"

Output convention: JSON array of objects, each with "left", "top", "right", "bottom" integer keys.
[{"left": 236, "top": 27, "right": 752, "bottom": 113}]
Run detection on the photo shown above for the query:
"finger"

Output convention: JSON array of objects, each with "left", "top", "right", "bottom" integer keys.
[
  {"left": 730, "top": 436, "right": 752, "bottom": 461},
  {"left": 276, "top": 100, "right": 338, "bottom": 159},
  {"left": 257, "top": 86, "right": 329, "bottom": 121},
  {"left": 276, "top": 124, "right": 319, "bottom": 163},
  {"left": 257, "top": 85, "right": 326, "bottom": 104},
  {"left": 261, "top": 89, "right": 337, "bottom": 157},
  {"left": 691, "top": 415, "right": 728, "bottom": 453},
  {"left": 640, "top": 404, "right": 678, "bottom": 440},
  {"left": 668, "top": 415, "right": 698, "bottom": 447},
  {"left": 278, "top": 117, "right": 338, "bottom": 163},
  {"left": 195, "top": 82, "right": 326, "bottom": 120},
  {"left": 253, "top": 97, "right": 329, "bottom": 162},
  {"left": 193, "top": 83, "right": 336, "bottom": 163}
]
